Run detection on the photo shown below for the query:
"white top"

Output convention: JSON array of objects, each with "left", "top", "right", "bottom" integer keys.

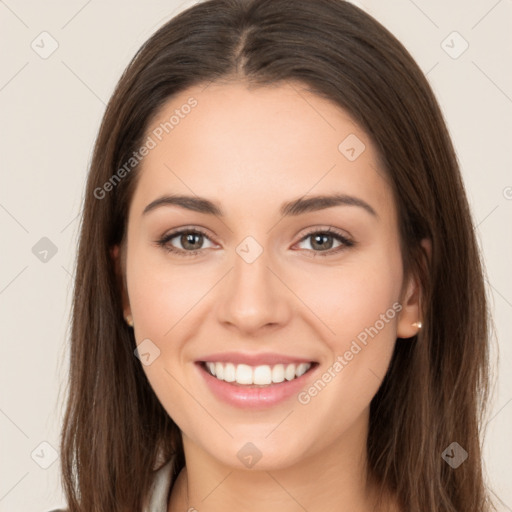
[
  {"left": 144, "top": 456, "right": 175, "bottom": 512},
  {"left": 47, "top": 455, "right": 176, "bottom": 512}
]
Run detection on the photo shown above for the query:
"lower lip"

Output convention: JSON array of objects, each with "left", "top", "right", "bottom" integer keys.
[{"left": 196, "top": 362, "right": 318, "bottom": 409}]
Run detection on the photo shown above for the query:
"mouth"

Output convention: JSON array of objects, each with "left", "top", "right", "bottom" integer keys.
[
  {"left": 198, "top": 361, "right": 318, "bottom": 387},
  {"left": 195, "top": 351, "right": 320, "bottom": 411}
]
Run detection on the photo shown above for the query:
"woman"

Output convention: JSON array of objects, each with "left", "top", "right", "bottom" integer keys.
[{"left": 56, "top": 0, "right": 496, "bottom": 511}]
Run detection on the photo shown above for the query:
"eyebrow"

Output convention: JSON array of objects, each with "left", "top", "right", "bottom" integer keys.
[{"left": 142, "top": 193, "right": 378, "bottom": 219}]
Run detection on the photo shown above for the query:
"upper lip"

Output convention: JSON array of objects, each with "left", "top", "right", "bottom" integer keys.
[{"left": 197, "top": 352, "right": 317, "bottom": 366}]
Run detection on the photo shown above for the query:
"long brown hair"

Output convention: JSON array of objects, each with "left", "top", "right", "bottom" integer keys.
[{"left": 60, "top": 0, "right": 497, "bottom": 510}]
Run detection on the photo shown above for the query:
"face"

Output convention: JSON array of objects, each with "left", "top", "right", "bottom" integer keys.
[{"left": 114, "top": 81, "right": 422, "bottom": 470}]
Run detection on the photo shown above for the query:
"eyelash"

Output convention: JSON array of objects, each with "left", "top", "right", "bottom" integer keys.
[{"left": 156, "top": 226, "right": 355, "bottom": 258}]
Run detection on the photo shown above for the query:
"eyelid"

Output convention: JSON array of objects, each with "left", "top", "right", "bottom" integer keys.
[
  {"left": 296, "top": 225, "right": 352, "bottom": 241},
  {"left": 156, "top": 226, "right": 217, "bottom": 256},
  {"left": 293, "top": 226, "right": 354, "bottom": 256},
  {"left": 156, "top": 225, "right": 354, "bottom": 257}
]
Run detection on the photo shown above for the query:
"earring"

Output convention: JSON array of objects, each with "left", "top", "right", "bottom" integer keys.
[
  {"left": 125, "top": 314, "right": 134, "bottom": 327},
  {"left": 412, "top": 321, "right": 422, "bottom": 329}
]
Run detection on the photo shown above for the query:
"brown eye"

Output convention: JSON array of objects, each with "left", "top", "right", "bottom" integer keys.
[
  {"left": 296, "top": 228, "right": 354, "bottom": 257},
  {"left": 157, "top": 228, "right": 215, "bottom": 256},
  {"left": 179, "top": 232, "right": 204, "bottom": 250}
]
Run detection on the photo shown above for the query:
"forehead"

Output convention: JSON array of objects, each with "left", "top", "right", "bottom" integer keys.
[{"left": 129, "top": 81, "right": 393, "bottom": 222}]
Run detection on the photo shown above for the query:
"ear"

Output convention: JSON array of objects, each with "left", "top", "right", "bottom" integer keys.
[
  {"left": 396, "top": 238, "right": 431, "bottom": 339},
  {"left": 110, "top": 244, "right": 131, "bottom": 319}
]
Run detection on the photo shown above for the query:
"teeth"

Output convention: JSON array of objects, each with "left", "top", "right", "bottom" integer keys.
[
  {"left": 215, "top": 362, "right": 224, "bottom": 380},
  {"left": 224, "top": 362, "right": 236, "bottom": 382},
  {"left": 284, "top": 363, "right": 296, "bottom": 381},
  {"left": 204, "top": 361, "right": 312, "bottom": 385},
  {"left": 236, "top": 364, "right": 253, "bottom": 384},
  {"left": 271, "top": 364, "right": 285, "bottom": 383}
]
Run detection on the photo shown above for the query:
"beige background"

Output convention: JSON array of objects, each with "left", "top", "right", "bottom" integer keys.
[{"left": 0, "top": 0, "right": 511, "bottom": 510}]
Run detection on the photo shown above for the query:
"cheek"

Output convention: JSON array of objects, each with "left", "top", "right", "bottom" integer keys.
[
  {"left": 125, "top": 250, "right": 202, "bottom": 428},
  {"left": 291, "top": 267, "right": 402, "bottom": 444},
  {"left": 291, "top": 247, "right": 403, "bottom": 402},
  {"left": 126, "top": 244, "right": 207, "bottom": 342},
  {"left": 127, "top": 234, "right": 403, "bottom": 360},
  {"left": 293, "top": 248, "right": 402, "bottom": 342}
]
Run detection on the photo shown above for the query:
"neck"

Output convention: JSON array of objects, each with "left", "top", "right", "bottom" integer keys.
[{"left": 168, "top": 409, "right": 397, "bottom": 512}]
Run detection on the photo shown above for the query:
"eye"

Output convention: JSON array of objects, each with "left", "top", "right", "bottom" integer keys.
[
  {"left": 156, "top": 226, "right": 355, "bottom": 258},
  {"left": 156, "top": 227, "right": 216, "bottom": 257},
  {"left": 294, "top": 227, "right": 354, "bottom": 257}
]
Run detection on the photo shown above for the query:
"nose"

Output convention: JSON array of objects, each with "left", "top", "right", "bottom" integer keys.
[{"left": 216, "top": 240, "right": 292, "bottom": 335}]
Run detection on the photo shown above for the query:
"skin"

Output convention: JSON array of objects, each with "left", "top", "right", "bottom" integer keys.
[{"left": 112, "top": 81, "right": 428, "bottom": 512}]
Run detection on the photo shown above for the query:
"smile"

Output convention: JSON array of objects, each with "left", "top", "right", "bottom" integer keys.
[
  {"left": 203, "top": 361, "right": 313, "bottom": 386},
  {"left": 196, "top": 359, "right": 319, "bottom": 409}
]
